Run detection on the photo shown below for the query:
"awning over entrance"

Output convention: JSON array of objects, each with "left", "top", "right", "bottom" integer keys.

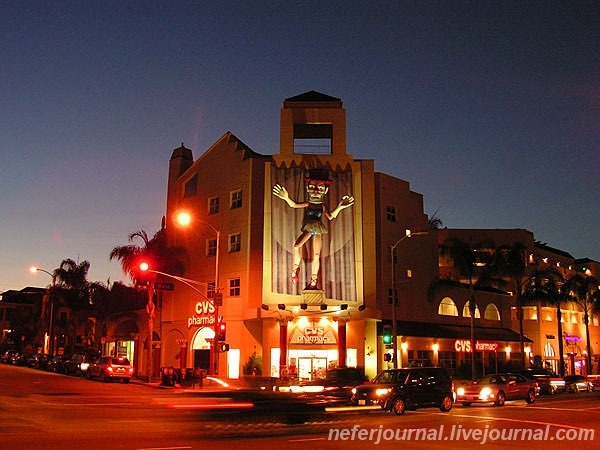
[{"left": 388, "top": 321, "right": 532, "bottom": 343}]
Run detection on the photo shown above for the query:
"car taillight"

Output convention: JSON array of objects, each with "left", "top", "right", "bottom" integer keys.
[{"left": 107, "top": 366, "right": 113, "bottom": 373}]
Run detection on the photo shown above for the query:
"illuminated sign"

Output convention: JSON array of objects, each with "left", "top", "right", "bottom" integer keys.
[
  {"left": 187, "top": 300, "right": 216, "bottom": 329},
  {"left": 454, "top": 339, "right": 499, "bottom": 353},
  {"left": 564, "top": 334, "right": 581, "bottom": 344},
  {"left": 296, "top": 327, "right": 333, "bottom": 344}
]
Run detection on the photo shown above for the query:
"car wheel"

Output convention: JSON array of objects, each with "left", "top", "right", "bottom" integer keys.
[
  {"left": 123, "top": 378, "right": 130, "bottom": 384},
  {"left": 391, "top": 397, "right": 406, "bottom": 415},
  {"left": 440, "top": 394, "right": 453, "bottom": 412},
  {"left": 100, "top": 371, "right": 106, "bottom": 382},
  {"left": 549, "top": 385, "right": 557, "bottom": 395},
  {"left": 525, "top": 389, "right": 535, "bottom": 404},
  {"left": 64, "top": 367, "right": 69, "bottom": 376},
  {"left": 494, "top": 391, "right": 506, "bottom": 406},
  {"left": 587, "top": 384, "right": 593, "bottom": 393},
  {"left": 86, "top": 370, "right": 92, "bottom": 380},
  {"left": 462, "top": 402, "right": 472, "bottom": 407},
  {"left": 572, "top": 384, "right": 578, "bottom": 393}
]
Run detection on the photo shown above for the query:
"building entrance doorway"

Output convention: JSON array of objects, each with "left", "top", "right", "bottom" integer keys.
[{"left": 298, "top": 356, "right": 327, "bottom": 381}]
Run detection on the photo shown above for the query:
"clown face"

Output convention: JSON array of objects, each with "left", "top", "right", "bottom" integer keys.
[{"left": 306, "top": 181, "right": 329, "bottom": 203}]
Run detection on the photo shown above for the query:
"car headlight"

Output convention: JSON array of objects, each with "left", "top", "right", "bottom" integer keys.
[
  {"left": 375, "top": 388, "right": 392, "bottom": 397},
  {"left": 456, "top": 387, "right": 465, "bottom": 396},
  {"left": 303, "top": 385, "right": 324, "bottom": 393},
  {"left": 479, "top": 387, "right": 493, "bottom": 400}
]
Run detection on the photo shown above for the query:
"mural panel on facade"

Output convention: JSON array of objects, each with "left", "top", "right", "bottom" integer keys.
[{"left": 271, "top": 167, "right": 356, "bottom": 301}]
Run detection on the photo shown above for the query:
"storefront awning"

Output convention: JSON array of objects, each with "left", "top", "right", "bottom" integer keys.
[{"left": 392, "top": 321, "right": 532, "bottom": 343}]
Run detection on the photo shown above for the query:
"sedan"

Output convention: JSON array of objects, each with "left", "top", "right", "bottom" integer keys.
[
  {"left": 456, "top": 373, "right": 538, "bottom": 406},
  {"left": 564, "top": 375, "right": 593, "bottom": 393}
]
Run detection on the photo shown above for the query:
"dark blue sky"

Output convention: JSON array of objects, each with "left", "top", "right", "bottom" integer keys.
[{"left": 2, "top": 1, "right": 598, "bottom": 290}]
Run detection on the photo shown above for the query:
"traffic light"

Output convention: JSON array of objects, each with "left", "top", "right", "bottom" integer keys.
[
  {"left": 219, "top": 343, "right": 230, "bottom": 352},
  {"left": 383, "top": 353, "right": 393, "bottom": 362},
  {"left": 217, "top": 322, "right": 226, "bottom": 341},
  {"left": 382, "top": 325, "right": 392, "bottom": 345}
]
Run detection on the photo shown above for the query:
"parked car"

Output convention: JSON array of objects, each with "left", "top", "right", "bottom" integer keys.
[
  {"left": 564, "top": 375, "right": 593, "bottom": 393},
  {"left": 87, "top": 356, "right": 134, "bottom": 383},
  {"left": 1, "top": 350, "right": 20, "bottom": 365},
  {"left": 456, "top": 373, "right": 538, "bottom": 406},
  {"left": 289, "top": 367, "right": 369, "bottom": 405},
  {"left": 351, "top": 367, "right": 454, "bottom": 415},
  {"left": 27, "top": 353, "right": 50, "bottom": 370},
  {"left": 517, "top": 369, "right": 564, "bottom": 395},
  {"left": 64, "top": 351, "right": 100, "bottom": 376},
  {"left": 47, "top": 355, "right": 70, "bottom": 374}
]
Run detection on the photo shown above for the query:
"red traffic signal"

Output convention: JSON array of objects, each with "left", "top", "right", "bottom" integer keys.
[
  {"left": 383, "top": 353, "right": 393, "bottom": 362},
  {"left": 217, "top": 322, "right": 226, "bottom": 341}
]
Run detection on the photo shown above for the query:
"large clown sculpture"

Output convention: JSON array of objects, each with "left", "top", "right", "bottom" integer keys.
[{"left": 273, "top": 169, "right": 354, "bottom": 290}]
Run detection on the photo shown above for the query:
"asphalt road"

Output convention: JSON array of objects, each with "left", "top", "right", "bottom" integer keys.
[{"left": 1, "top": 364, "right": 599, "bottom": 449}]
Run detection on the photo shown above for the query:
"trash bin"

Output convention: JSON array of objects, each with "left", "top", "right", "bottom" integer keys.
[{"left": 160, "top": 366, "right": 175, "bottom": 387}]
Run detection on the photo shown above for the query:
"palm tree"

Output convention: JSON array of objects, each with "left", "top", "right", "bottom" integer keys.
[
  {"left": 109, "top": 227, "right": 187, "bottom": 283},
  {"left": 52, "top": 259, "right": 92, "bottom": 355},
  {"left": 438, "top": 237, "right": 495, "bottom": 379},
  {"left": 563, "top": 274, "right": 599, "bottom": 374},
  {"left": 522, "top": 268, "right": 567, "bottom": 377},
  {"left": 487, "top": 243, "right": 528, "bottom": 368}
]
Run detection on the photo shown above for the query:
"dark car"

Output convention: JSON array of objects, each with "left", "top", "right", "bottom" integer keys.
[
  {"left": 1, "top": 350, "right": 20, "bottom": 365},
  {"left": 517, "top": 369, "right": 563, "bottom": 395},
  {"left": 351, "top": 367, "right": 454, "bottom": 415},
  {"left": 564, "top": 375, "right": 593, "bottom": 393},
  {"left": 47, "top": 355, "right": 70, "bottom": 373},
  {"left": 64, "top": 351, "right": 100, "bottom": 376},
  {"left": 291, "top": 367, "right": 369, "bottom": 405},
  {"left": 27, "top": 354, "right": 50, "bottom": 370}
]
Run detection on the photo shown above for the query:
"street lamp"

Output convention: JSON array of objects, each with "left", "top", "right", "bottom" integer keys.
[
  {"left": 175, "top": 211, "right": 221, "bottom": 375},
  {"left": 30, "top": 266, "right": 56, "bottom": 356},
  {"left": 390, "top": 230, "right": 428, "bottom": 368}
]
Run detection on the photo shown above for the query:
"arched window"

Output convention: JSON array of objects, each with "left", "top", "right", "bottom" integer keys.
[
  {"left": 483, "top": 303, "right": 500, "bottom": 321},
  {"left": 438, "top": 297, "right": 458, "bottom": 316},
  {"left": 462, "top": 301, "right": 481, "bottom": 318}
]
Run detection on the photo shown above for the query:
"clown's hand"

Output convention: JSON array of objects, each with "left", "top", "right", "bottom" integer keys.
[
  {"left": 272, "top": 184, "right": 289, "bottom": 200},
  {"left": 339, "top": 195, "right": 354, "bottom": 208}
]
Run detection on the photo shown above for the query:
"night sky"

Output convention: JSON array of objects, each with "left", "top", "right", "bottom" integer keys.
[{"left": 2, "top": 1, "right": 598, "bottom": 291}]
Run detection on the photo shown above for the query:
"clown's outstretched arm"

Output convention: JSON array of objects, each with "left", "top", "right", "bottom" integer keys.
[
  {"left": 328, "top": 195, "right": 355, "bottom": 219},
  {"left": 273, "top": 184, "right": 304, "bottom": 208}
]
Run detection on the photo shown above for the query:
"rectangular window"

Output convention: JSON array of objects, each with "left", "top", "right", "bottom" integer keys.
[
  {"left": 229, "top": 233, "right": 241, "bottom": 253},
  {"left": 230, "top": 190, "right": 242, "bottom": 209},
  {"left": 207, "top": 238, "right": 217, "bottom": 257},
  {"left": 207, "top": 281, "right": 216, "bottom": 299},
  {"left": 208, "top": 196, "right": 219, "bottom": 215},
  {"left": 229, "top": 278, "right": 241, "bottom": 297},
  {"left": 386, "top": 206, "right": 396, "bottom": 222},
  {"left": 184, "top": 174, "right": 198, "bottom": 198}
]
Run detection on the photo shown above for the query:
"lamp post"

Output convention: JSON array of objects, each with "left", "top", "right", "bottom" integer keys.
[
  {"left": 390, "top": 230, "right": 428, "bottom": 369},
  {"left": 30, "top": 266, "right": 56, "bottom": 356},
  {"left": 176, "top": 212, "right": 221, "bottom": 375}
]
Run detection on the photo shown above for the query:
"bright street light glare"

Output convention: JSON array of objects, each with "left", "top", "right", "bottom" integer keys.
[
  {"left": 176, "top": 211, "right": 191, "bottom": 226},
  {"left": 140, "top": 262, "right": 149, "bottom": 271},
  {"left": 30, "top": 266, "right": 38, "bottom": 273}
]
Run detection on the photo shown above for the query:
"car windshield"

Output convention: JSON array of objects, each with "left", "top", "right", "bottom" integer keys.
[
  {"left": 478, "top": 375, "right": 507, "bottom": 384},
  {"left": 112, "top": 358, "right": 130, "bottom": 365},
  {"left": 374, "top": 370, "right": 409, "bottom": 384}
]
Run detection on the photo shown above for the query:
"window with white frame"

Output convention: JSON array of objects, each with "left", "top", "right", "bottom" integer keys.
[
  {"left": 229, "top": 278, "right": 240, "bottom": 296},
  {"left": 206, "top": 238, "right": 217, "bottom": 257},
  {"left": 386, "top": 206, "right": 396, "bottom": 222},
  {"left": 230, "top": 189, "right": 242, "bottom": 209},
  {"left": 229, "top": 233, "right": 241, "bottom": 252},
  {"left": 438, "top": 297, "right": 458, "bottom": 316},
  {"left": 208, "top": 196, "right": 219, "bottom": 215}
]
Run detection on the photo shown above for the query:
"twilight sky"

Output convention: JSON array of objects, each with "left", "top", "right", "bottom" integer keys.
[{"left": 2, "top": 1, "right": 598, "bottom": 291}]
